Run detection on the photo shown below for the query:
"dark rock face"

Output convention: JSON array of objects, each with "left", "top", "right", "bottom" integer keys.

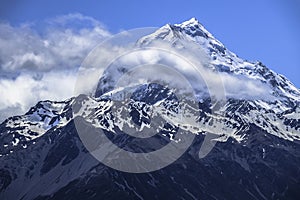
[
  {"left": 39, "top": 125, "right": 300, "bottom": 200},
  {"left": 0, "top": 95, "right": 299, "bottom": 200}
]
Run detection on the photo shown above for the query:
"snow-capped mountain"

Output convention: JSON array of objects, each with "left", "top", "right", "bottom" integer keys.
[{"left": 1, "top": 18, "right": 300, "bottom": 200}]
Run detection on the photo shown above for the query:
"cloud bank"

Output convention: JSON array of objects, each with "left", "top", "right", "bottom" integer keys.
[
  {"left": 0, "top": 14, "right": 274, "bottom": 123},
  {"left": 0, "top": 13, "right": 110, "bottom": 122}
]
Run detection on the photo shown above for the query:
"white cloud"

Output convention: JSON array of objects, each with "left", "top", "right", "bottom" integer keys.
[
  {"left": 0, "top": 13, "right": 110, "bottom": 122},
  {"left": 79, "top": 38, "right": 273, "bottom": 102},
  {"left": 0, "top": 15, "right": 275, "bottom": 123},
  {"left": 0, "top": 13, "right": 110, "bottom": 73},
  {"left": 0, "top": 71, "right": 76, "bottom": 111}
]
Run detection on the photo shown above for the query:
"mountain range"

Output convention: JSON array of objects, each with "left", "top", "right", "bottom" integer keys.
[{"left": 0, "top": 18, "right": 300, "bottom": 200}]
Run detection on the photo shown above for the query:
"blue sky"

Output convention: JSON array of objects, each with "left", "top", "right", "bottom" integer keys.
[{"left": 1, "top": 0, "right": 299, "bottom": 87}]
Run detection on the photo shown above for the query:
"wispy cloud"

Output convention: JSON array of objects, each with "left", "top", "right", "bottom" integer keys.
[
  {"left": 0, "top": 13, "right": 110, "bottom": 73},
  {"left": 81, "top": 38, "right": 274, "bottom": 102}
]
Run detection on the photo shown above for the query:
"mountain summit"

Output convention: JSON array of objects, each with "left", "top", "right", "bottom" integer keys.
[{"left": 1, "top": 19, "right": 300, "bottom": 200}]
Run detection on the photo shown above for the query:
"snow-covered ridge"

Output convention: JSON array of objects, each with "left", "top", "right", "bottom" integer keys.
[
  {"left": 1, "top": 99, "right": 73, "bottom": 155},
  {"left": 78, "top": 92, "right": 300, "bottom": 142},
  {"left": 1, "top": 18, "right": 300, "bottom": 155},
  {"left": 138, "top": 18, "right": 300, "bottom": 102},
  {"left": 5, "top": 99, "right": 73, "bottom": 137}
]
